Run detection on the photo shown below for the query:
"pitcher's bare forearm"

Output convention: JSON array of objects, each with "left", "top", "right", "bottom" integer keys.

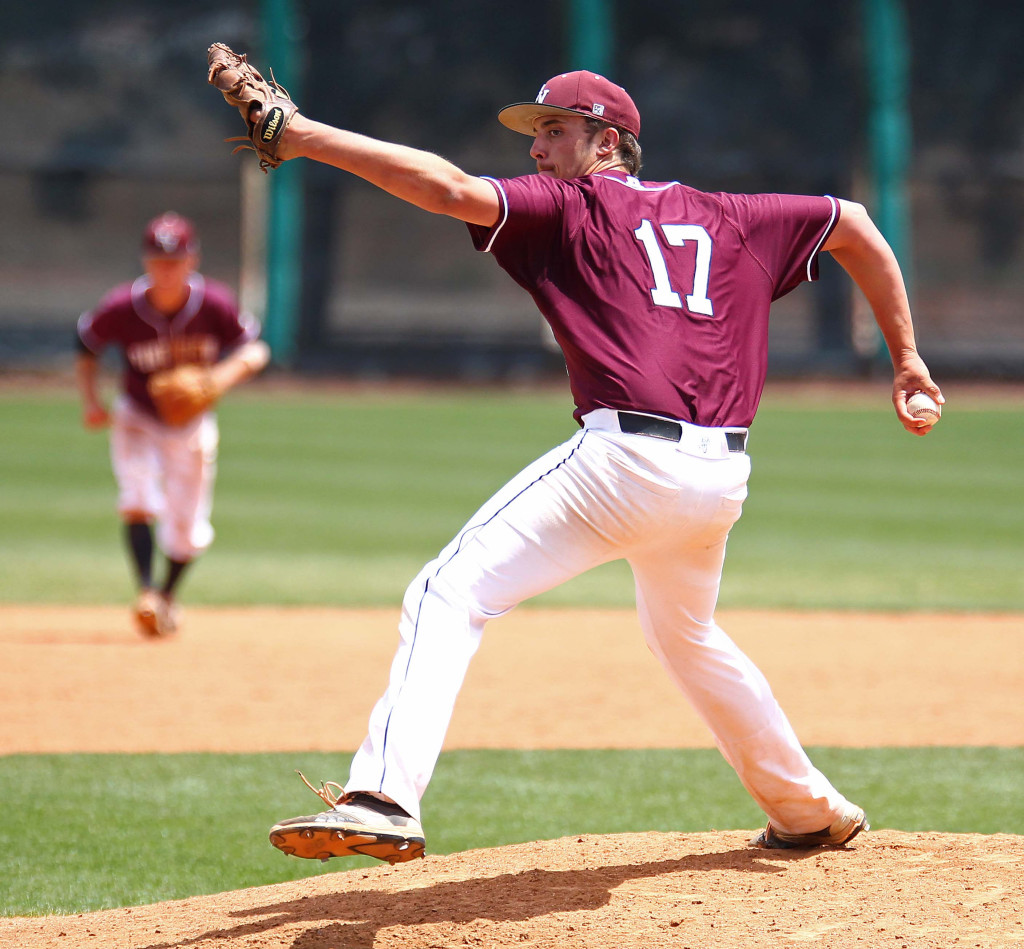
[
  {"left": 280, "top": 115, "right": 500, "bottom": 226},
  {"left": 824, "top": 201, "right": 919, "bottom": 365},
  {"left": 824, "top": 200, "right": 943, "bottom": 432}
]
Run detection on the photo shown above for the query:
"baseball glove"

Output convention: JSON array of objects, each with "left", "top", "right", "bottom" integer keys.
[
  {"left": 147, "top": 364, "right": 220, "bottom": 426},
  {"left": 207, "top": 42, "right": 297, "bottom": 171}
]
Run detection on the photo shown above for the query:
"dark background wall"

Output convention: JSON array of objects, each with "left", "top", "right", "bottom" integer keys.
[{"left": 1, "top": 1, "right": 1021, "bottom": 379}]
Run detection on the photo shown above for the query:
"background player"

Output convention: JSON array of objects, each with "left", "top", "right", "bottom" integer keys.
[
  {"left": 209, "top": 59, "right": 942, "bottom": 861},
  {"left": 75, "top": 212, "right": 270, "bottom": 637}
]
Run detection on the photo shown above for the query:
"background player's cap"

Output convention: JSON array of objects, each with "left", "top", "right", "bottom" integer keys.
[
  {"left": 141, "top": 212, "right": 199, "bottom": 257},
  {"left": 498, "top": 71, "right": 641, "bottom": 138}
]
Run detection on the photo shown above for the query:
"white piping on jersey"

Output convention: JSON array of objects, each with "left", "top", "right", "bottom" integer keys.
[
  {"left": 481, "top": 173, "right": 676, "bottom": 252},
  {"left": 808, "top": 195, "right": 839, "bottom": 282},
  {"left": 130, "top": 273, "right": 206, "bottom": 331},
  {"left": 595, "top": 173, "right": 681, "bottom": 193},
  {"left": 480, "top": 176, "right": 510, "bottom": 254},
  {"left": 76, "top": 310, "right": 101, "bottom": 352},
  {"left": 237, "top": 309, "right": 263, "bottom": 344},
  {"left": 480, "top": 173, "right": 838, "bottom": 283}
]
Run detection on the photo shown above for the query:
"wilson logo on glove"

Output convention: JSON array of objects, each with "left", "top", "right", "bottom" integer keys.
[{"left": 262, "top": 108, "right": 284, "bottom": 142}]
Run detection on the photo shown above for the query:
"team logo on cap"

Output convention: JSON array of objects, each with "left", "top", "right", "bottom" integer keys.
[
  {"left": 153, "top": 225, "right": 182, "bottom": 253},
  {"left": 536, "top": 86, "right": 551, "bottom": 104}
]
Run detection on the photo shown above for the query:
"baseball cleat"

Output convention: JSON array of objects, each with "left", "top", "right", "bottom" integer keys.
[
  {"left": 269, "top": 775, "right": 425, "bottom": 865},
  {"left": 750, "top": 803, "right": 868, "bottom": 849},
  {"left": 133, "top": 589, "right": 165, "bottom": 638},
  {"left": 157, "top": 596, "right": 180, "bottom": 636}
]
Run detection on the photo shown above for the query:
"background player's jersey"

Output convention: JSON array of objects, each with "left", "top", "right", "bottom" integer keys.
[
  {"left": 468, "top": 171, "right": 839, "bottom": 428},
  {"left": 78, "top": 274, "right": 259, "bottom": 420}
]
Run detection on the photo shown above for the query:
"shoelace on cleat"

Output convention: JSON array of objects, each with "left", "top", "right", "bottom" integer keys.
[{"left": 296, "top": 770, "right": 348, "bottom": 808}]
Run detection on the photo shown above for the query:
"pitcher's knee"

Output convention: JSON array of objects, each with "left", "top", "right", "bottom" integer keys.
[{"left": 404, "top": 569, "right": 508, "bottom": 624}]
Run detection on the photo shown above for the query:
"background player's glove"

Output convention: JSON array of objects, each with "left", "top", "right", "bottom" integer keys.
[
  {"left": 147, "top": 364, "right": 220, "bottom": 426},
  {"left": 207, "top": 42, "right": 297, "bottom": 171}
]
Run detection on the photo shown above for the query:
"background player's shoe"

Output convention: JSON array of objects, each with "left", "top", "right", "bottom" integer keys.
[
  {"left": 269, "top": 777, "right": 425, "bottom": 865},
  {"left": 750, "top": 803, "right": 868, "bottom": 849},
  {"left": 157, "top": 596, "right": 180, "bottom": 636},
  {"left": 133, "top": 589, "right": 164, "bottom": 638}
]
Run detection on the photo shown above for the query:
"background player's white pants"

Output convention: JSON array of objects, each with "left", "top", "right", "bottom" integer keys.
[
  {"left": 110, "top": 396, "right": 218, "bottom": 562},
  {"left": 347, "top": 411, "right": 849, "bottom": 835}
]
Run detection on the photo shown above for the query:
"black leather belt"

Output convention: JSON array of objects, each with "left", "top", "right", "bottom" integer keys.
[{"left": 617, "top": 411, "right": 747, "bottom": 453}]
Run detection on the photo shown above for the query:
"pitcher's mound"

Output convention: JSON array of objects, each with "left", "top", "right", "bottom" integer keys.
[{"left": 4, "top": 830, "right": 1022, "bottom": 948}]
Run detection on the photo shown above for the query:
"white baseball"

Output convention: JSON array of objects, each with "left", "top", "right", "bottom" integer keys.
[{"left": 906, "top": 392, "right": 941, "bottom": 424}]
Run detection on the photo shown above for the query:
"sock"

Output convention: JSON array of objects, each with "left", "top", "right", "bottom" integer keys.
[
  {"left": 162, "top": 558, "right": 192, "bottom": 599},
  {"left": 125, "top": 522, "right": 154, "bottom": 589}
]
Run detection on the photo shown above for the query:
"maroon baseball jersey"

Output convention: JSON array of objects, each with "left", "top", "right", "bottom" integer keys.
[
  {"left": 468, "top": 171, "right": 839, "bottom": 427},
  {"left": 78, "top": 274, "right": 259, "bottom": 419}
]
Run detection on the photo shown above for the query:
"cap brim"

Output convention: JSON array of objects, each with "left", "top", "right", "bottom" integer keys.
[{"left": 497, "top": 101, "right": 589, "bottom": 136}]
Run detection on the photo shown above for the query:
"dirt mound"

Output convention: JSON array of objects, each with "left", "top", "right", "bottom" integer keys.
[
  {"left": 4, "top": 606, "right": 1022, "bottom": 944},
  {"left": 4, "top": 831, "right": 1022, "bottom": 948}
]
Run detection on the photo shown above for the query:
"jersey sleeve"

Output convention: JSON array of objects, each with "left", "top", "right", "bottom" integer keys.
[
  {"left": 76, "top": 285, "right": 131, "bottom": 354},
  {"left": 219, "top": 306, "right": 261, "bottom": 353},
  {"left": 719, "top": 192, "right": 839, "bottom": 300},
  {"left": 230, "top": 310, "right": 262, "bottom": 348},
  {"left": 203, "top": 280, "right": 262, "bottom": 353},
  {"left": 466, "top": 175, "right": 586, "bottom": 288}
]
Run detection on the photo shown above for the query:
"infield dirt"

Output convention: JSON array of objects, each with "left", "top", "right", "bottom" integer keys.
[{"left": 2, "top": 605, "right": 1022, "bottom": 947}]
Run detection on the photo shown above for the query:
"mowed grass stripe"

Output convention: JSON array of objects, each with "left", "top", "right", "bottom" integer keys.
[
  {"left": 0, "top": 387, "right": 1019, "bottom": 609},
  {"left": 1, "top": 747, "right": 1022, "bottom": 915}
]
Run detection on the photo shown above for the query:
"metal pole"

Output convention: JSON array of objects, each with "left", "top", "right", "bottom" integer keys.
[
  {"left": 261, "top": 0, "right": 304, "bottom": 366},
  {"left": 863, "top": 0, "right": 913, "bottom": 297},
  {"left": 568, "top": 0, "right": 614, "bottom": 74}
]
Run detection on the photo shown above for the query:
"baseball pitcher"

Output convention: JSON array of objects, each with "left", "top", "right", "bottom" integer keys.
[{"left": 207, "top": 48, "right": 943, "bottom": 863}]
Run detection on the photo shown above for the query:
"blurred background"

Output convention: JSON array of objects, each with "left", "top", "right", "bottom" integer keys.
[{"left": 1, "top": 0, "right": 1022, "bottom": 381}]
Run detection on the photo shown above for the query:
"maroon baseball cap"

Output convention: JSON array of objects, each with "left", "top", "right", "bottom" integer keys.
[
  {"left": 498, "top": 71, "right": 641, "bottom": 138},
  {"left": 141, "top": 212, "right": 199, "bottom": 257}
]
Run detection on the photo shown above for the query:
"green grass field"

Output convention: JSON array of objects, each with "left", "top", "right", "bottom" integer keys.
[
  {"left": 0, "top": 383, "right": 1020, "bottom": 610},
  {"left": 2, "top": 747, "right": 1022, "bottom": 915},
  {"left": 1, "top": 381, "right": 1021, "bottom": 916}
]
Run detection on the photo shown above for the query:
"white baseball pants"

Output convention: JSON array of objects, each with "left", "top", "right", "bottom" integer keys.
[
  {"left": 348, "top": 409, "right": 850, "bottom": 834},
  {"left": 110, "top": 395, "right": 218, "bottom": 562}
]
